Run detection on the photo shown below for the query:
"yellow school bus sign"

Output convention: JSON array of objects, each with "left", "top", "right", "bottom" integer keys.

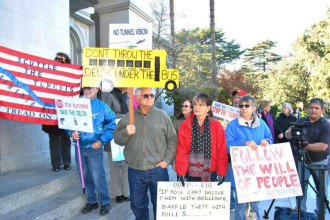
[{"left": 82, "top": 47, "right": 179, "bottom": 91}]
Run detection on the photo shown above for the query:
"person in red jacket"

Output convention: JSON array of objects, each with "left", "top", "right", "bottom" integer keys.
[{"left": 175, "top": 93, "right": 228, "bottom": 185}]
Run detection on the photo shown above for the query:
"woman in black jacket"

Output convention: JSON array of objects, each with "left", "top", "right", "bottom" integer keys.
[{"left": 275, "top": 102, "right": 297, "bottom": 156}]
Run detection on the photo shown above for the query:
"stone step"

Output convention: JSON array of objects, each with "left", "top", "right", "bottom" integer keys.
[
  {"left": 1, "top": 183, "right": 132, "bottom": 220},
  {"left": 0, "top": 152, "right": 133, "bottom": 220},
  {"left": 0, "top": 160, "right": 80, "bottom": 217}
]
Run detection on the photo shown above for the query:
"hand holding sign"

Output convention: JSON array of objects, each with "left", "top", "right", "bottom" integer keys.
[
  {"left": 126, "top": 124, "right": 136, "bottom": 135},
  {"left": 260, "top": 139, "right": 269, "bottom": 147},
  {"left": 245, "top": 141, "right": 258, "bottom": 150},
  {"left": 217, "top": 176, "right": 225, "bottom": 186},
  {"left": 71, "top": 131, "right": 80, "bottom": 140},
  {"left": 178, "top": 176, "right": 186, "bottom": 187}
]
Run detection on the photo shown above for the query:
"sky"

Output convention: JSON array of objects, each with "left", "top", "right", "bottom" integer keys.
[{"left": 173, "top": 0, "right": 329, "bottom": 56}]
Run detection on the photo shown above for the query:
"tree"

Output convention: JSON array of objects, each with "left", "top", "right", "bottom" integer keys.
[
  {"left": 150, "top": 0, "right": 171, "bottom": 100},
  {"left": 243, "top": 40, "right": 282, "bottom": 72},
  {"left": 169, "top": 0, "right": 176, "bottom": 68},
  {"left": 150, "top": 0, "right": 170, "bottom": 49},
  {"left": 217, "top": 69, "right": 258, "bottom": 105},
  {"left": 165, "top": 28, "right": 243, "bottom": 114},
  {"left": 292, "top": 8, "right": 330, "bottom": 103},
  {"left": 209, "top": 0, "right": 217, "bottom": 100},
  {"left": 253, "top": 8, "right": 330, "bottom": 109}
]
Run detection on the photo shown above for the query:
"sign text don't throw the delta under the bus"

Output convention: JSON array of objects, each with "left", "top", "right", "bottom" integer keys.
[{"left": 82, "top": 47, "right": 179, "bottom": 91}]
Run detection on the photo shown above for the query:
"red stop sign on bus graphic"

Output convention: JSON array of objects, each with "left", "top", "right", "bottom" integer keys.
[{"left": 56, "top": 99, "right": 63, "bottom": 108}]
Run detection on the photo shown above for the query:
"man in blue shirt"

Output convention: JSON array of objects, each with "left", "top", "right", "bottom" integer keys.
[{"left": 67, "top": 86, "right": 116, "bottom": 216}]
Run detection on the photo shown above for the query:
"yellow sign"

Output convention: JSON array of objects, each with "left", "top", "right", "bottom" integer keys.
[{"left": 82, "top": 47, "right": 179, "bottom": 91}]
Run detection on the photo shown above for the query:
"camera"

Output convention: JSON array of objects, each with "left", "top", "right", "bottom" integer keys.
[{"left": 290, "top": 121, "right": 311, "bottom": 149}]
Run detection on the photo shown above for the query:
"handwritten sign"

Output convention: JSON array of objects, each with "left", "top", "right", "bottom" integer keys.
[
  {"left": 230, "top": 143, "right": 302, "bottom": 203},
  {"left": 211, "top": 101, "right": 239, "bottom": 128},
  {"left": 157, "top": 182, "right": 230, "bottom": 220},
  {"left": 55, "top": 97, "right": 93, "bottom": 133},
  {"left": 82, "top": 47, "right": 179, "bottom": 91},
  {"left": 0, "top": 46, "right": 82, "bottom": 125},
  {"left": 109, "top": 23, "right": 152, "bottom": 49}
]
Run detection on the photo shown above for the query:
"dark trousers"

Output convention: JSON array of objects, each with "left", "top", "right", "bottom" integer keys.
[
  {"left": 49, "top": 130, "right": 71, "bottom": 167},
  {"left": 128, "top": 166, "right": 169, "bottom": 220}
]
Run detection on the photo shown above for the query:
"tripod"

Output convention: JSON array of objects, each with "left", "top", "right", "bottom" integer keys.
[{"left": 263, "top": 141, "right": 330, "bottom": 220}]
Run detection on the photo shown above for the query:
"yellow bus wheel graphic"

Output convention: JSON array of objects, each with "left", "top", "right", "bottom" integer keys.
[{"left": 165, "top": 80, "right": 177, "bottom": 91}]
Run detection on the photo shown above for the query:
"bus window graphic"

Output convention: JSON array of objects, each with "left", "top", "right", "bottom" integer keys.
[{"left": 83, "top": 48, "right": 179, "bottom": 91}]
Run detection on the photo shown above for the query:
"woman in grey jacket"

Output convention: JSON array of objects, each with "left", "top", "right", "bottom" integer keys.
[{"left": 102, "top": 88, "right": 130, "bottom": 203}]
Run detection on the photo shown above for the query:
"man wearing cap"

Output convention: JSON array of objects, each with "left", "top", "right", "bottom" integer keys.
[
  {"left": 232, "top": 89, "right": 248, "bottom": 108},
  {"left": 67, "top": 87, "right": 116, "bottom": 216}
]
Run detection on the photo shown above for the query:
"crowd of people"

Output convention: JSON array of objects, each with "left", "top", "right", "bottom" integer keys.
[{"left": 43, "top": 53, "right": 330, "bottom": 219}]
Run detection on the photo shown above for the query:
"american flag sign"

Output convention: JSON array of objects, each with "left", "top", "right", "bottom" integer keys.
[{"left": 0, "top": 46, "right": 83, "bottom": 125}]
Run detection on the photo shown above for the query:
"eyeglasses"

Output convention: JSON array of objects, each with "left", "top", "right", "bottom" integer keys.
[
  {"left": 238, "top": 104, "right": 251, "bottom": 109},
  {"left": 181, "top": 105, "right": 191, "bottom": 108},
  {"left": 142, "top": 94, "right": 155, "bottom": 99},
  {"left": 193, "top": 103, "right": 207, "bottom": 107}
]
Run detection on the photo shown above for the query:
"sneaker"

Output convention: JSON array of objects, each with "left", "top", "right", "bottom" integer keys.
[
  {"left": 124, "top": 196, "right": 130, "bottom": 201},
  {"left": 100, "top": 204, "right": 110, "bottom": 215},
  {"left": 116, "top": 195, "right": 124, "bottom": 203},
  {"left": 81, "top": 203, "right": 99, "bottom": 214},
  {"left": 53, "top": 167, "right": 60, "bottom": 172},
  {"left": 64, "top": 165, "right": 71, "bottom": 170}
]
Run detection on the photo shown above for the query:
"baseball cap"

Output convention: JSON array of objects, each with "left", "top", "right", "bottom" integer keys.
[{"left": 232, "top": 89, "right": 247, "bottom": 96}]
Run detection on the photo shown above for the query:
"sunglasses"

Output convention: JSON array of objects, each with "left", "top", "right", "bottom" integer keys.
[
  {"left": 181, "top": 105, "right": 191, "bottom": 108},
  {"left": 142, "top": 94, "right": 155, "bottom": 99},
  {"left": 83, "top": 87, "right": 93, "bottom": 90},
  {"left": 55, "top": 57, "right": 65, "bottom": 63},
  {"left": 238, "top": 104, "right": 251, "bottom": 109}
]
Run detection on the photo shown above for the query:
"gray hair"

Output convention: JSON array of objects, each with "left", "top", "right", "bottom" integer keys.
[
  {"left": 239, "top": 96, "right": 257, "bottom": 108},
  {"left": 282, "top": 102, "right": 293, "bottom": 114},
  {"left": 135, "top": 88, "right": 154, "bottom": 97}
]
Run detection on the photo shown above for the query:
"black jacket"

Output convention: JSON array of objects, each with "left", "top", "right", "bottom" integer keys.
[
  {"left": 275, "top": 113, "right": 297, "bottom": 143},
  {"left": 275, "top": 113, "right": 297, "bottom": 157}
]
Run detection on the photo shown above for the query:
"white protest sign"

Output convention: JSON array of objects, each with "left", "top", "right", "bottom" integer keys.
[
  {"left": 111, "top": 119, "right": 125, "bottom": 161},
  {"left": 157, "top": 182, "right": 230, "bottom": 220},
  {"left": 109, "top": 23, "right": 152, "bottom": 49},
  {"left": 55, "top": 97, "right": 93, "bottom": 133},
  {"left": 211, "top": 101, "right": 239, "bottom": 128},
  {"left": 230, "top": 143, "right": 302, "bottom": 204}
]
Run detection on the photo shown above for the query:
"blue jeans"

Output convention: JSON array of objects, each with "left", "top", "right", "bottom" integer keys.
[
  {"left": 128, "top": 166, "right": 169, "bottom": 220},
  {"left": 234, "top": 189, "right": 259, "bottom": 220},
  {"left": 296, "top": 158, "right": 329, "bottom": 214},
  {"left": 75, "top": 147, "right": 110, "bottom": 205},
  {"left": 225, "top": 162, "right": 236, "bottom": 210}
]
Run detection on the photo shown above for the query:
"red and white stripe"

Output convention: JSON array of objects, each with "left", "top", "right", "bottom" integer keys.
[{"left": 0, "top": 46, "right": 83, "bottom": 125}]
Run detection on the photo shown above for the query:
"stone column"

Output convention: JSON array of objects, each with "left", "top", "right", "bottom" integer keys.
[{"left": 92, "top": 0, "right": 153, "bottom": 48}]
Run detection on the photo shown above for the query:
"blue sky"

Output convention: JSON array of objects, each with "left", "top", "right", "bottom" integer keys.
[{"left": 174, "top": 0, "right": 329, "bottom": 55}]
